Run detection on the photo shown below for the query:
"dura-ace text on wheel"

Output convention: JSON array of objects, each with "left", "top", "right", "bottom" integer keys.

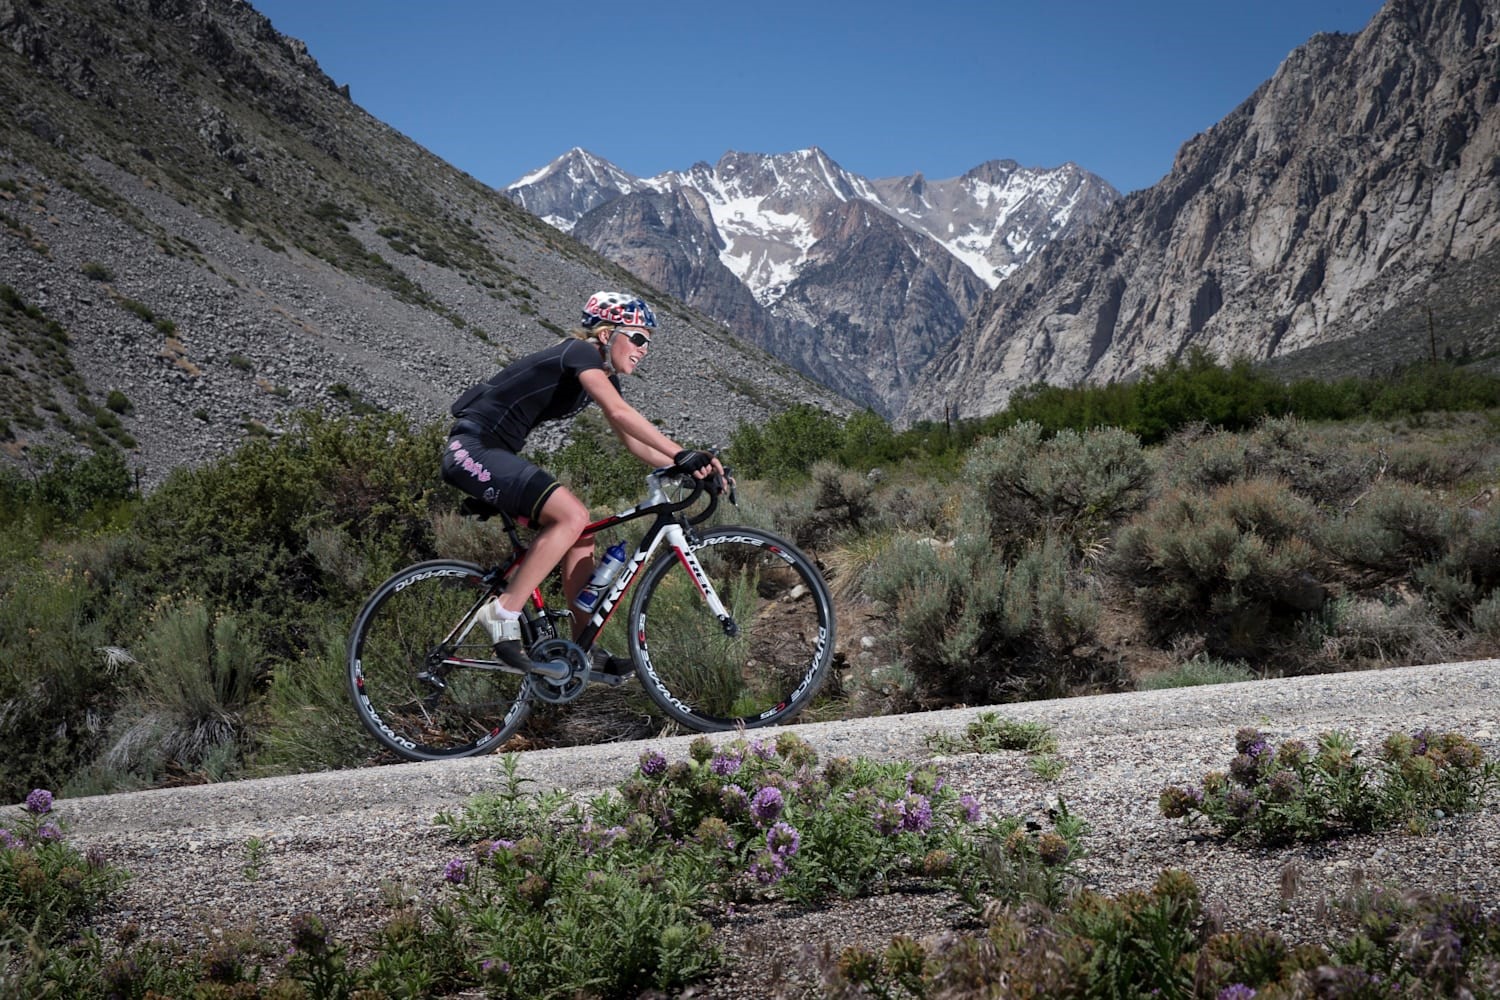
[
  {"left": 628, "top": 527, "right": 834, "bottom": 730},
  {"left": 348, "top": 559, "right": 532, "bottom": 760}
]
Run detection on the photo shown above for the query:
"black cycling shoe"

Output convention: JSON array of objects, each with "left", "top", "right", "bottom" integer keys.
[
  {"left": 589, "top": 647, "right": 636, "bottom": 677},
  {"left": 492, "top": 639, "right": 539, "bottom": 675}
]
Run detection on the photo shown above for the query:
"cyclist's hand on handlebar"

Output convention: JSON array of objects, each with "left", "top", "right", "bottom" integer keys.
[{"left": 673, "top": 449, "right": 730, "bottom": 494}]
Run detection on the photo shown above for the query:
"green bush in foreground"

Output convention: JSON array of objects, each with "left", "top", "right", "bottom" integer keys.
[
  {"left": 821, "top": 870, "right": 1500, "bottom": 999},
  {"left": 1160, "top": 727, "right": 1498, "bottom": 846},
  {"left": 436, "top": 735, "right": 1084, "bottom": 997}
]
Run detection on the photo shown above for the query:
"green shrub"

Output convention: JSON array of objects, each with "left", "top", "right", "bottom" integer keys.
[
  {"left": 0, "top": 570, "right": 117, "bottom": 802},
  {"left": 865, "top": 532, "right": 1104, "bottom": 705},
  {"left": 440, "top": 737, "right": 1065, "bottom": 997},
  {"left": 963, "top": 421, "right": 1149, "bottom": 555},
  {"left": 89, "top": 601, "right": 261, "bottom": 786},
  {"left": 1295, "top": 594, "right": 1454, "bottom": 666},
  {"left": 1160, "top": 726, "right": 1497, "bottom": 846},
  {"left": 104, "top": 389, "right": 132, "bottom": 414},
  {"left": 79, "top": 261, "right": 113, "bottom": 282},
  {"left": 1111, "top": 478, "right": 1326, "bottom": 657},
  {"left": 728, "top": 403, "right": 844, "bottom": 483},
  {"left": 0, "top": 790, "right": 127, "bottom": 947},
  {"left": 1320, "top": 481, "right": 1463, "bottom": 577},
  {"left": 1137, "top": 655, "right": 1256, "bottom": 690}
]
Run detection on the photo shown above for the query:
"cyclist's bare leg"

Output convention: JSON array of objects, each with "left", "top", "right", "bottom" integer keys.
[{"left": 496, "top": 487, "right": 590, "bottom": 623}]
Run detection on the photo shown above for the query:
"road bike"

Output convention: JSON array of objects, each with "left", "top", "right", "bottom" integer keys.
[{"left": 347, "top": 465, "right": 836, "bottom": 761}]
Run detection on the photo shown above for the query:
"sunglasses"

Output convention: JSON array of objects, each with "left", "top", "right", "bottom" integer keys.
[{"left": 617, "top": 329, "right": 652, "bottom": 348}]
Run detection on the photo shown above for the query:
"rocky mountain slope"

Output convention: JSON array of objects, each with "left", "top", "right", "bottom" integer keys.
[
  {"left": 0, "top": 0, "right": 847, "bottom": 485},
  {"left": 507, "top": 148, "right": 1116, "bottom": 417},
  {"left": 905, "top": 0, "right": 1500, "bottom": 423}
]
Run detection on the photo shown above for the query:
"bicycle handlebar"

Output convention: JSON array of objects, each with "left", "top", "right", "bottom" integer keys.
[{"left": 650, "top": 460, "right": 735, "bottom": 525}]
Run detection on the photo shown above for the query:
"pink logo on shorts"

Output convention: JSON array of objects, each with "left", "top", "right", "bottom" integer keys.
[{"left": 449, "top": 443, "right": 491, "bottom": 483}]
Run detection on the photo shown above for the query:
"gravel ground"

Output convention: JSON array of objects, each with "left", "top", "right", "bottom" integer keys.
[{"left": 53, "top": 658, "right": 1500, "bottom": 997}]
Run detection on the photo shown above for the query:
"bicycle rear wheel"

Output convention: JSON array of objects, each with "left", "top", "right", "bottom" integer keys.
[
  {"left": 628, "top": 526, "right": 835, "bottom": 731},
  {"left": 348, "top": 559, "right": 532, "bottom": 760}
]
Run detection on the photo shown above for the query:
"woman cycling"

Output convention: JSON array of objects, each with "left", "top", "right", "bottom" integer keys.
[{"left": 441, "top": 291, "right": 725, "bottom": 673}]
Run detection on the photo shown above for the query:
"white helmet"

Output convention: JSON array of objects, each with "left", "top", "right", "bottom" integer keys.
[{"left": 580, "top": 291, "right": 656, "bottom": 329}]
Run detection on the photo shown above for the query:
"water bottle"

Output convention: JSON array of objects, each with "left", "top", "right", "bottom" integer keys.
[{"left": 575, "top": 541, "right": 628, "bottom": 612}]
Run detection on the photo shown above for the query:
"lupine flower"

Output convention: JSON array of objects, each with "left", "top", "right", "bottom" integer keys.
[
  {"left": 24, "top": 788, "right": 53, "bottom": 815},
  {"left": 1234, "top": 727, "right": 1264, "bottom": 755},
  {"left": 750, "top": 786, "right": 784, "bottom": 824},
  {"left": 1276, "top": 739, "right": 1310, "bottom": 767},
  {"left": 921, "top": 849, "right": 954, "bottom": 877},
  {"left": 1266, "top": 769, "right": 1302, "bottom": 802},
  {"left": 748, "top": 849, "right": 785, "bottom": 885},
  {"left": 958, "top": 794, "right": 981, "bottom": 823},
  {"left": 442, "top": 858, "right": 467, "bottom": 884},
  {"left": 1159, "top": 785, "right": 1202, "bottom": 819},
  {"left": 289, "top": 913, "right": 330, "bottom": 957},
  {"left": 873, "top": 799, "right": 903, "bottom": 836},
  {"left": 517, "top": 874, "right": 550, "bottom": 907},
  {"left": 694, "top": 817, "right": 736, "bottom": 852},
  {"left": 899, "top": 794, "right": 933, "bottom": 833},
  {"left": 719, "top": 784, "right": 749, "bottom": 817},
  {"left": 1037, "top": 832, "right": 1071, "bottom": 866},
  {"left": 1224, "top": 787, "right": 1257, "bottom": 818},
  {"left": 765, "top": 821, "right": 801, "bottom": 859},
  {"left": 689, "top": 735, "right": 715, "bottom": 762},
  {"left": 639, "top": 750, "right": 668, "bottom": 777}
]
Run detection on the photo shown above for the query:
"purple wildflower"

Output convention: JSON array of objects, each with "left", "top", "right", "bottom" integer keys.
[
  {"left": 748, "top": 849, "right": 786, "bottom": 885},
  {"left": 36, "top": 822, "right": 63, "bottom": 843},
  {"left": 750, "top": 786, "right": 784, "bottom": 824},
  {"left": 442, "top": 858, "right": 467, "bottom": 884},
  {"left": 1217, "top": 985, "right": 1256, "bottom": 1000},
  {"left": 900, "top": 794, "right": 933, "bottom": 833},
  {"left": 719, "top": 784, "right": 749, "bottom": 817},
  {"left": 710, "top": 753, "right": 742, "bottom": 777},
  {"left": 765, "top": 821, "right": 801, "bottom": 859},
  {"left": 873, "top": 799, "right": 903, "bottom": 836},
  {"left": 958, "top": 794, "right": 981, "bottom": 823},
  {"left": 481, "top": 959, "right": 513, "bottom": 978},
  {"left": 24, "top": 789, "right": 53, "bottom": 815},
  {"left": 749, "top": 740, "right": 776, "bottom": 760},
  {"left": 0, "top": 828, "right": 19, "bottom": 850},
  {"left": 639, "top": 750, "right": 668, "bottom": 777}
]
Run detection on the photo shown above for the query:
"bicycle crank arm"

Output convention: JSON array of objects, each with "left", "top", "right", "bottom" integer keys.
[{"left": 527, "top": 657, "right": 573, "bottom": 681}]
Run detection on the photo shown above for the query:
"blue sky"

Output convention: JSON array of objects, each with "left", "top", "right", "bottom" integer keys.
[{"left": 250, "top": 0, "right": 1385, "bottom": 195}]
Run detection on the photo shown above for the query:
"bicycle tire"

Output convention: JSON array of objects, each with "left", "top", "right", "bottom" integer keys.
[
  {"left": 627, "top": 526, "right": 835, "bottom": 731},
  {"left": 348, "top": 559, "right": 533, "bottom": 760}
]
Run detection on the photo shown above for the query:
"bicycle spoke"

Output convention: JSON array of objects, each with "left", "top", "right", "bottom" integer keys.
[
  {"left": 348, "top": 561, "right": 531, "bottom": 760},
  {"left": 631, "top": 529, "right": 834, "bottom": 730}
]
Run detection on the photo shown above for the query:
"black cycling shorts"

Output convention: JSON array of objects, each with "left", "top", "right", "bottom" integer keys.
[{"left": 441, "top": 424, "right": 560, "bottom": 524}]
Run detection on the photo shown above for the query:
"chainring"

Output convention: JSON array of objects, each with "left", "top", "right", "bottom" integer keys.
[{"left": 526, "top": 637, "right": 589, "bottom": 704}]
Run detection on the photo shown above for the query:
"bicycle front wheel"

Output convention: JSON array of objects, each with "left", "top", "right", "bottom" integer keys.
[
  {"left": 348, "top": 559, "right": 532, "bottom": 761},
  {"left": 628, "top": 527, "right": 835, "bottom": 731}
]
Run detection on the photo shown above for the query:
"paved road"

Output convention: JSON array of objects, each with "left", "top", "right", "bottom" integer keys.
[{"left": 54, "top": 657, "right": 1500, "bottom": 836}]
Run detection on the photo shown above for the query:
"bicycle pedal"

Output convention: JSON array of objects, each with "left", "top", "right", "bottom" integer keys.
[{"left": 416, "top": 670, "right": 446, "bottom": 690}]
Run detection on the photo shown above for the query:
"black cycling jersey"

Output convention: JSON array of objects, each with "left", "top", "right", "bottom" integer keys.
[{"left": 449, "top": 339, "right": 620, "bottom": 452}]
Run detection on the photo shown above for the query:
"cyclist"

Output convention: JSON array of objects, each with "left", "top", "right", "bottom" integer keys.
[{"left": 441, "top": 291, "right": 725, "bottom": 674}]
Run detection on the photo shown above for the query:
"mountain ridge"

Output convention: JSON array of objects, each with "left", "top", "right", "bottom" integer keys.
[
  {"left": 506, "top": 146, "right": 1117, "bottom": 416},
  {"left": 902, "top": 0, "right": 1500, "bottom": 424}
]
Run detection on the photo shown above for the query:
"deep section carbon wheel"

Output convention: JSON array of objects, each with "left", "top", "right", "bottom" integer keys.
[
  {"left": 628, "top": 527, "right": 835, "bottom": 731},
  {"left": 348, "top": 560, "right": 532, "bottom": 760}
]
